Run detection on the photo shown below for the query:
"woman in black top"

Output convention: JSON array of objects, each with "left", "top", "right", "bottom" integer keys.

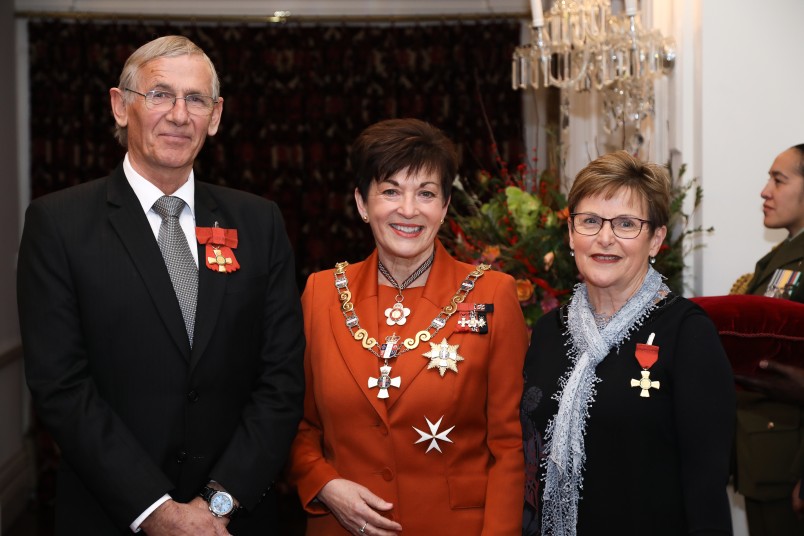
[{"left": 522, "top": 151, "right": 735, "bottom": 536}]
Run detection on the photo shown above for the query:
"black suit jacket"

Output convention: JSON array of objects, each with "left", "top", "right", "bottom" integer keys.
[{"left": 17, "top": 164, "right": 305, "bottom": 535}]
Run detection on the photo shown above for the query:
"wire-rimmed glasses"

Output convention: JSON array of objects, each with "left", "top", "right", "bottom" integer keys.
[
  {"left": 570, "top": 212, "right": 652, "bottom": 239},
  {"left": 125, "top": 88, "right": 217, "bottom": 116}
]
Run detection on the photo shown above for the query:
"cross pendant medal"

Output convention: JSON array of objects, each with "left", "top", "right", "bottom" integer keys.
[
  {"left": 630, "top": 370, "right": 660, "bottom": 397},
  {"left": 631, "top": 333, "right": 660, "bottom": 397},
  {"left": 368, "top": 364, "right": 401, "bottom": 399}
]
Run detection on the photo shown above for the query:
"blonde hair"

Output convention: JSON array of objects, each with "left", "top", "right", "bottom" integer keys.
[
  {"left": 114, "top": 35, "right": 219, "bottom": 146},
  {"left": 568, "top": 150, "right": 671, "bottom": 230}
]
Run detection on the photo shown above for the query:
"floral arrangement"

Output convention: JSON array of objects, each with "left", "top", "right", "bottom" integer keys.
[
  {"left": 441, "top": 147, "right": 711, "bottom": 328},
  {"left": 657, "top": 159, "right": 714, "bottom": 293},
  {"left": 442, "top": 146, "right": 577, "bottom": 327}
]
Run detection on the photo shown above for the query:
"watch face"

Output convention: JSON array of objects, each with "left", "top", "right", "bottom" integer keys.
[{"left": 210, "top": 491, "right": 234, "bottom": 516}]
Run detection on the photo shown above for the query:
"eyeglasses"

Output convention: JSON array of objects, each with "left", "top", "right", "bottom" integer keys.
[
  {"left": 125, "top": 88, "right": 217, "bottom": 116},
  {"left": 570, "top": 212, "right": 652, "bottom": 239}
]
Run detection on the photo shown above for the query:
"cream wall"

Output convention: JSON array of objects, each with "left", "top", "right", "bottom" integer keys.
[{"left": 697, "top": 0, "right": 804, "bottom": 296}]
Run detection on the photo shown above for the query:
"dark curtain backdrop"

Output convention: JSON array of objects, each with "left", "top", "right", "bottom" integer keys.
[{"left": 29, "top": 19, "right": 524, "bottom": 286}]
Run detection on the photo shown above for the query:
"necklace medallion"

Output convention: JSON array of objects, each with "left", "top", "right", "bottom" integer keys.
[
  {"left": 378, "top": 251, "right": 434, "bottom": 325},
  {"left": 384, "top": 302, "right": 411, "bottom": 325}
]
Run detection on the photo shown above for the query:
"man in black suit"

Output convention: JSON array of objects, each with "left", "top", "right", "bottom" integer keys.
[{"left": 17, "top": 35, "right": 304, "bottom": 535}]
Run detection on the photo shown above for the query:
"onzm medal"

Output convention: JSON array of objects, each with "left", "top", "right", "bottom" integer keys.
[{"left": 631, "top": 332, "right": 660, "bottom": 397}]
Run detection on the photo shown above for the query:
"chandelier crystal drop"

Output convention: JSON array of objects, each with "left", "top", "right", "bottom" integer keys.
[{"left": 512, "top": 0, "right": 675, "bottom": 132}]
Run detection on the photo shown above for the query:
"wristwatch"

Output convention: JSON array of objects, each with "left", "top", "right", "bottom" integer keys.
[{"left": 200, "top": 486, "right": 238, "bottom": 518}]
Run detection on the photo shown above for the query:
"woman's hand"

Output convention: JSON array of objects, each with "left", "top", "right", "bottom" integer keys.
[{"left": 317, "top": 479, "right": 403, "bottom": 535}]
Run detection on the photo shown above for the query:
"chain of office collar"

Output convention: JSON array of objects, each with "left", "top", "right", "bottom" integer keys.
[{"left": 333, "top": 260, "right": 490, "bottom": 359}]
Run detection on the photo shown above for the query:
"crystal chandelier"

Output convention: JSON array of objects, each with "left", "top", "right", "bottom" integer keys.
[{"left": 512, "top": 0, "right": 675, "bottom": 133}]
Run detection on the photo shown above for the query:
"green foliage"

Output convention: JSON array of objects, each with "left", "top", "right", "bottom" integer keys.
[
  {"left": 654, "top": 161, "right": 714, "bottom": 294},
  {"left": 441, "top": 149, "right": 577, "bottom": 327}
]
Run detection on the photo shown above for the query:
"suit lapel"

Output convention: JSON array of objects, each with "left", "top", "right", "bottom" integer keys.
[
  {"left": 106, "top": 165, "right": 191, "bottom": 361},
  {"left": 329, "top": 251, "right": 391, "bottom": 424},
  {"left": 190, "top": 183, "right": 227, "bottom": 370}
]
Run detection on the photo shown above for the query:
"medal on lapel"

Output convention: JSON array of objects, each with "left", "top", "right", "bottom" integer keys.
[
  {"left": 423, "top": 338, "right": 464, "bottom": 376},
  {"left": 455, "top": 303, "right": 493, "bottom": 333},
  {"left": 631, "top": 332, "right": 660, "bottom": 397},
  {"left": 764, "top": 268, "right": 802, "bottom": 299},
  {"left": 196, "top": 222, "right": 240, "bottom": 273}
]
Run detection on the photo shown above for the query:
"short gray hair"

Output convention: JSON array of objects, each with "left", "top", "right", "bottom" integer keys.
[{"left": 114, "top": 35, "right": 220, "bottom": 146}]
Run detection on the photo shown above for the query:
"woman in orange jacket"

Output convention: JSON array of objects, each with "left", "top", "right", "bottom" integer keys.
[{"left": 288, "top": 118, "right": 528, "bottom": 535}]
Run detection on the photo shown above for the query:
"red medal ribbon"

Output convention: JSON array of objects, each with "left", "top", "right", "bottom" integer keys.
[
  {"left": 196, "top": 227, "right": 240, "bottom": 273},
  {"left": 634, "top": 332, "right": 659, "bottom": 369}
]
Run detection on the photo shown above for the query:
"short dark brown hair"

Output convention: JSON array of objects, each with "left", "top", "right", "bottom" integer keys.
[
  {"left": 351, "top": 118, "right": 457, "bottom": 205},
  {"left": 568, "top": 150, "right": 671, "bottom": 230}
]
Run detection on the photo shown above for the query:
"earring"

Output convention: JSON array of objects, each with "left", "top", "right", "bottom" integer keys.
[
  {"left": 362, "top": 215, "right": 369, "bottom": 223},
  {"left": 570, "top": 250, "right": 575, "bottom": 257},
  {"left": 649, "top": 256, "right": 656, "bottom": 265},
  {"left": 440, "top": 218, "right": 444, "bottom": 225}
]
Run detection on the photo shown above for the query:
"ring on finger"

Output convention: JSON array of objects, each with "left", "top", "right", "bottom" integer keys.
[{"left": 360, "top": 522, "right": 368, "bottom": 533}]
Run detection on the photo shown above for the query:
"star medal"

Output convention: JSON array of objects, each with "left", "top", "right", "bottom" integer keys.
[
  {"left": 384, "top": 302, "right": 411, "bottom": 326},
  {"left": 413, "top": 416, "right": 455, "bottom": 453},
  {"left": 368, "top": 334, "right": 402, "bottom": 398},
  {"left": 422, "top": 338, "right": 464, "bottom": 377},
  {"left": 631, "top": 332, "right": 660, "bottom": 397}
]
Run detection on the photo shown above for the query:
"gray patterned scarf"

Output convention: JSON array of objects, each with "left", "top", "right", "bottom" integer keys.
[{"left": 540, "top": 266, "right": 668, "bottom": 536}]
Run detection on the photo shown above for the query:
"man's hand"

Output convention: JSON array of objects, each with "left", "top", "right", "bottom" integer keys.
[
  {"left": 140, "top": 498, "right": 230, "bottom": 536},
  {"left": 734, "top": 360, "right": 804, "bottom": 406}
]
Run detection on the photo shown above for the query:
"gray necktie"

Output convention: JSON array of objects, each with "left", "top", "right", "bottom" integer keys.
[{"left": 152, "top": 195, "right": 198, "bottom": 345}]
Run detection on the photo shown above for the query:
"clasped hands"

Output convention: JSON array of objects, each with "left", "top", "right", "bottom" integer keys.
[{"left": 140, "top": 497, "right": 231, "bottom": 536}]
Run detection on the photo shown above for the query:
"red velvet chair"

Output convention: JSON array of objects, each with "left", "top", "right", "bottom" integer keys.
[{"left": 689, "top": 295, "right": 804, "bottom": 376}]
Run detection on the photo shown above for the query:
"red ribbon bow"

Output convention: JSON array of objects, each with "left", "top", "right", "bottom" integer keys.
[{"left": 196, "top": 226, "right": 240, "bottom": 273}]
